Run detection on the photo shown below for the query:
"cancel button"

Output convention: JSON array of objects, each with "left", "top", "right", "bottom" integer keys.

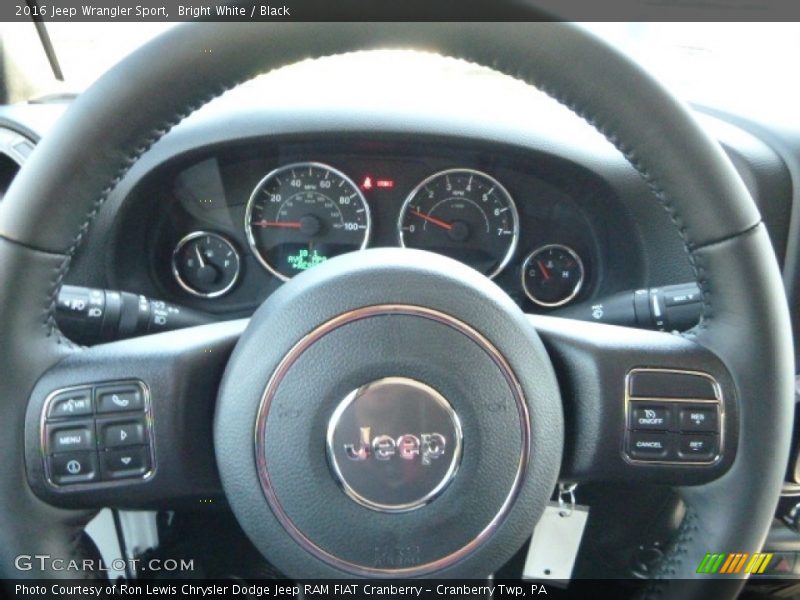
[
  {"left": 630, "top": 404, "right": 671, "bottom": 431},
  {"left": 628, "top": 432, "right": 672, "bottom": 460}
]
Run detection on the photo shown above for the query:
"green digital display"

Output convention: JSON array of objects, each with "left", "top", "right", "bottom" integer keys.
[{"left": 287, "top": 249, "right": 328, "bottom": 271}]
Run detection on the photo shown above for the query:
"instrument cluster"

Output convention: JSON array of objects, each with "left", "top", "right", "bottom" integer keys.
[{"left": 142, "top": 139, "right": 599, "bottom": 314}]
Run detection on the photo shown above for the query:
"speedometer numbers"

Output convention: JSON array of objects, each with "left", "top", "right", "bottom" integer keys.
[
  {"left": 398, "top": 169, "right": 519, "bottom": 278},
  {"left": 245, "top": 162, "right": 371, "bottom": 280}
]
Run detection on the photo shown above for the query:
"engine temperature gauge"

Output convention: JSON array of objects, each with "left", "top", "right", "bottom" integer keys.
[
  {"left": 172, "top": 231, "right": 241, "bottom": 298},
  {"left": 521, "top": 244, "right": 584, "bottom": 307}
]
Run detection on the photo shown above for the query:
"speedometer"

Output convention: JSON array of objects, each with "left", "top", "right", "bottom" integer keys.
[
  {"left": 245, "top": 162, "right": 371, "bottom": 280},
  {"left": 398, "top": 169, "right": 519, "bottom": 278}
]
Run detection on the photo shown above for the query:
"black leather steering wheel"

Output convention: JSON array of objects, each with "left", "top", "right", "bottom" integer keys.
[{"left": 0, "top": 20, "right": 794, "bottom": 599}]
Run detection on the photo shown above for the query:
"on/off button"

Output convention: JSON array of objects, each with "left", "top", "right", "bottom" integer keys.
[{"left": 630, "top": 404, "right": 671, "bottom": 431}]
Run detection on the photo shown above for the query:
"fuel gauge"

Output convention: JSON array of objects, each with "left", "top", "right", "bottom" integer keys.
[
  {"left": 521, "top": 244, "right": 584, "bottom": 307},
  {"left": 172, "top": 231, "right": 241, "bottom": 298}
]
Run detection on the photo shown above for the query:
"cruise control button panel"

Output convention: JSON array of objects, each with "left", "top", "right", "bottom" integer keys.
[
  {"left": 42, "top": 381, "right": 154, "bottom": 487},
  {"left": 625, "top": 369, "right": 722, "bottom": 465}
]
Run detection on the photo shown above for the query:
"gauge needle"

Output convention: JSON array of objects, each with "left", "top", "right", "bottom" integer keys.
[
  {"left": 194, "top": 245, "right": 206, "bottom": 268},
  {"left": 536, "top": 260, "right": 552, "bottom": 281},
  {"left": 410, "top": 209, "right": 453, "bottom": 231},
  {"left": 253, "top": 220, "right": 303, "bottom": 229}
]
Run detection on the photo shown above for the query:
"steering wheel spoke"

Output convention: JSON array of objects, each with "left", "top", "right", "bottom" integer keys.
[
  {"left": 531, "top": 315, "right": 738, "bottom": 486},
  {"left": 24, "top": 321, "right": 245, "bottom": 509}
]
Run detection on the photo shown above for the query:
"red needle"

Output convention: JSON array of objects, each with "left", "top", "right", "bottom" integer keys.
[
  {"left": 410, "top": 209, "right": 453, "bottom": 231},
  {"left": 536, "top": 260, "right": 552, "bottom": 280},
  {"left": 253, "top": 220, "right": 302, "bottom": 229}
]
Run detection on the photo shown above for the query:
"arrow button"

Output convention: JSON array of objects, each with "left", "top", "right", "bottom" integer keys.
[
  {"left": 99, "top": 419, "right": 145, "bottom": 448},
  {"left": 100, "top": 446, "right": 149, "bottom": 479}
]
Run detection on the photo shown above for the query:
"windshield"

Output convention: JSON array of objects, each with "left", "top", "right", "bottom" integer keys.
[{"left": 2, "top": 22, "right": 799, "bottom": 115}]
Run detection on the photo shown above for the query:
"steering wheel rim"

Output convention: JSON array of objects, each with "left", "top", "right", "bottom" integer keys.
[{"left": 0, "top": 19, "right": 793, "bottom": 597}]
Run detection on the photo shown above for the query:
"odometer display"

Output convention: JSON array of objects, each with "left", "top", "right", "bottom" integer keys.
[
  {"left": 245, "top": 162, "right": 371, "bottom": 280},
  {"left": 398, "top": 169, "right": 519, "bottom": 278}
]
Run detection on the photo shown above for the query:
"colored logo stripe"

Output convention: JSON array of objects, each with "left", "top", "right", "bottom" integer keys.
[
  {"left": 697, "top": 553, "right": 773, "bottom": 574},
  {"left": 697, "top": 553, "right": 725, "bottom": 574}
]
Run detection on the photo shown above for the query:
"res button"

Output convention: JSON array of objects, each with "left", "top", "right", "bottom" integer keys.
[{"left": 679, "top": 406, "right": 719, "bottom": 433}]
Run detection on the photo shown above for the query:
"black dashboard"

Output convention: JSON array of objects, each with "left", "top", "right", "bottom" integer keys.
[{"left": 1, "top": 90, "right": 795, "bottom": 335}]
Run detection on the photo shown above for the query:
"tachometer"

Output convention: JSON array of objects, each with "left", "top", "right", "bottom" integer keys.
[
  {"left": 245, "top": 162, "right": 371, "bottom": 280},
  {"left": 398, "top": 169, "right": 518, "bottom": 278}
]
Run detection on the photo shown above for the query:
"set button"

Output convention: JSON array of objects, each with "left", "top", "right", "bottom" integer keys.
[{"left": 678, "top": 434, "right": 718, "bottom": 460}]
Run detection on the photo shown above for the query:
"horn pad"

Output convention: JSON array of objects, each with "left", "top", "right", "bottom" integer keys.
[{"left": 214, "top": 248, "right": 563, "bottom": 578}]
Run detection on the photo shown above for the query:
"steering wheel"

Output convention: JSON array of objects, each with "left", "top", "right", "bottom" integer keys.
[{"left": 0, "top": 20, "right": 794, "bottom": 598}]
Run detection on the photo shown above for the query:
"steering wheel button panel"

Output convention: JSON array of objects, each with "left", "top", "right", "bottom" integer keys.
[
  {"left": 40, "top": 380, "right": 154, "bottom": 487},
  {"left": 625, "top": 369, "right": 723, "bottom": 465},
  {"left": 46, "top": 388, "right": 92, "bottom": 418},
  {"left": 49, "top": 452, "right": 98, "bottom": 484},
  {"left": 96, "top": 385, "right": 143, "bottom": 413}
]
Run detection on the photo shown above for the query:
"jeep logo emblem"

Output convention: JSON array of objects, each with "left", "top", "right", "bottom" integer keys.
[
  {"left": 327, "top": 377, "right": 462, "bottom": 513},
  {"left": 344, "top": 427, "right": 447, "bottom": 465}
]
